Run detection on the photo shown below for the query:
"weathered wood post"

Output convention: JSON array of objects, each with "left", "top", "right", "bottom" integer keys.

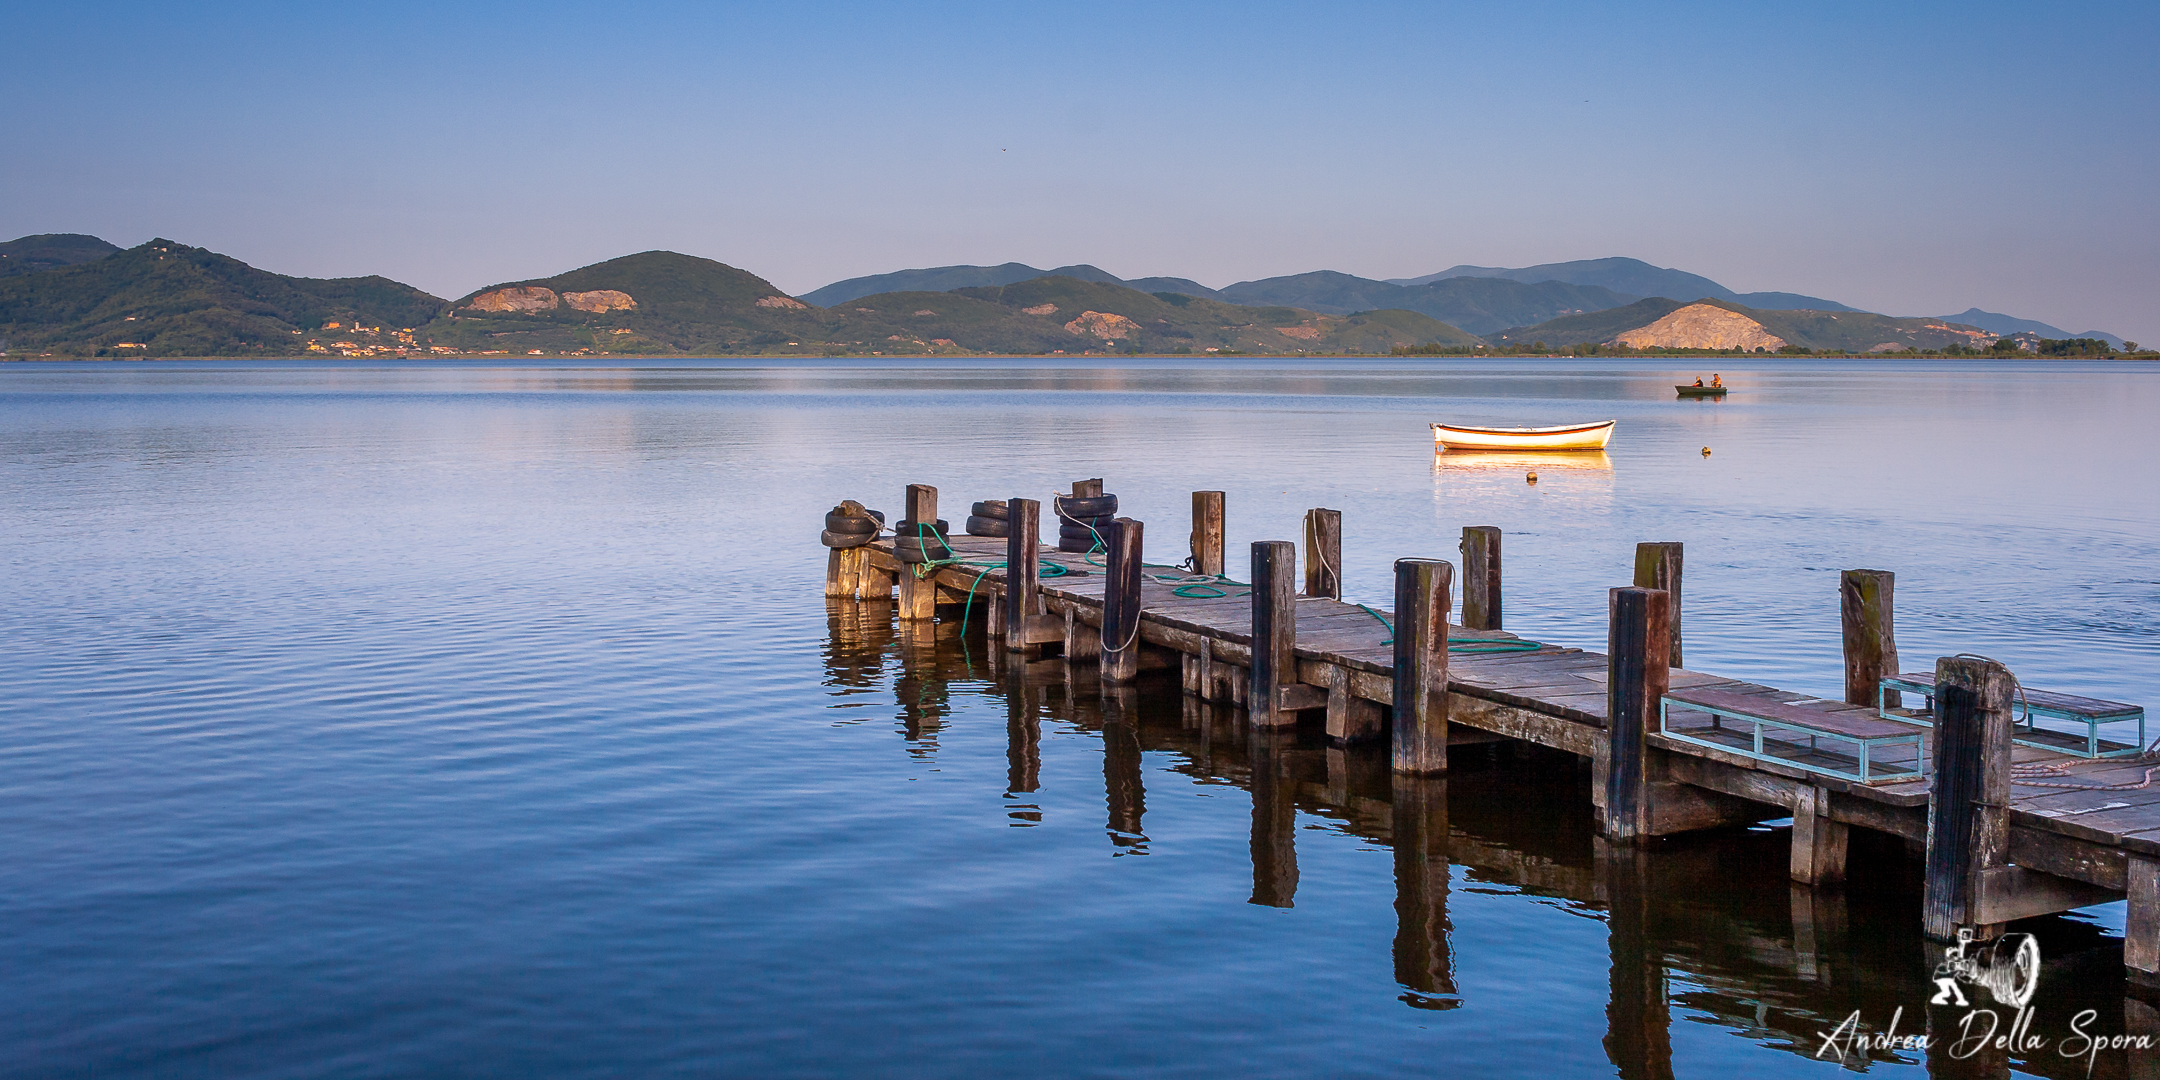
[
  {"left": 1601, "top": 587, "right": 1672, "bottom": 842},
  {"left": 1632, "top": 542, "right": 1684, "bottom": 669},
  {"left": 824, "top": 547, "right": 867, "bottom": 599},
  {"left": 1923, "top": 654, "right": 2013, "bottom": 941},
  {"left": 1841, "top": 569, "right": 1898, "bottom": 707},
  {"left": 1460, "top": 526, "right": 1502, "bottom": 631},
  {"left": 1789, "top": 784, "right": 1849, "bottom": 886},
  {"left": 1392, "top": 558, "right": 1454, "bottom": 775},
  {"left": 1191, "top": 490, "right": 1225, "bottom": 577},
  {"left": 1392, "top": 775, "right": 1456, "bottom": 1003},
  {"left": 1102, "top": 518, "right": 1145, "bottom": 683},
  {"left": 898, "top": 484, "right": 940, "bottom": 621},
  {"left": 1071, "top": 477, "right": 1104, "bottom": 500},
  {"left": 1249, "top": 541, "right": 1298, "bottom": 728},
  {"left": 2130, "top": 856, "right": 2160, "bottom": 989},
  {"left": 1303, "top": 508, "right": 1341, "bottom": 599},
  {"left": 1003, "top": 497, "right": 1043, "bottom": 653}
]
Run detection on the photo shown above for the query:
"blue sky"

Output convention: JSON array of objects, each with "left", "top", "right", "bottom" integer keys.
[{"left": 5, "top": 0, "right": 2155, "bottom": 338}]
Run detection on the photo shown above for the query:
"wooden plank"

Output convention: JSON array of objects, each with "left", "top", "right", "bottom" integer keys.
[
  {"left": 1665, "top": 687, "right": 1923, "bottom": 740},
  {"left": 1191, "top": 491, "right": 1225, "bottom": 577},
  {"left": 1841, "top": 569, "right": 1897, "bottom": 706},
  {"left": 1974, "top": 865, "right": 2121, "bottom": 923},
  {"left": 1633, "top": 542, "right": 1684, "bottom": 670}
]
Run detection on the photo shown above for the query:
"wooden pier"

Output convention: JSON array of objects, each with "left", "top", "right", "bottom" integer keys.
[{"left": 823, "top": 481, "right": 2160, "bottom": 988}]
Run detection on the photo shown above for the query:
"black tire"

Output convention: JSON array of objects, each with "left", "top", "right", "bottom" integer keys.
[
  {"left": 1056, "top": 513, "right": 1116, "bottom": 530},
  {"left": 826, "top": 512, "right": 879, "bottom": 534},
  {"left": 965, "top": 515, "right": 1009, "bottom": 537},
  {"left": 897, "top": 541, "right": 958, "bottom": 564},
  {"left": 1056, "top": 535, "right": 1097, "bottom": 553},
  {"left": 894, "top": 519, "right": 950, "bottom": 538},
  {"left": 1059, "top": 524, "right": 1112, "bottom": 542},
  {"left": 971, "top": 500, "right": 1009, "bottom": 520},
  {"left": 821, "top": 529, "right": 875, "bottom": 549},
  {"left": 1055, "top": 495, "right": 1117, "bottom": 518},
  {"left": 895, "top": 535, "right": 957, "bottom": 557}
]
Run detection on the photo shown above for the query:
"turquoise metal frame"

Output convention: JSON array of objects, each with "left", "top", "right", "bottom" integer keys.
[{"left": 1877, "top": 674, "right": 2146, "bottom": 760}]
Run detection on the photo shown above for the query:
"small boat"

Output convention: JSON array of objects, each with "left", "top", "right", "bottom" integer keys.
[
  {"left": 1676, "top": 384, "right": 1728, "bottom": 398},
  {"left": 1431, "top": 420, "right": 1615, "bottom": 451}
]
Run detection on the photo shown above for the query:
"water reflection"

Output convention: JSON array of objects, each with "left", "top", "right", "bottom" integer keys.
[{"left": 826, "top": 616, "right": 2160, "bottom": 1079}]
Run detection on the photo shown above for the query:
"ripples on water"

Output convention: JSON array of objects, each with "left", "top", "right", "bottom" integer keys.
[{"left": 2, "top": 358, "right": 2157, "bottom": 1078}]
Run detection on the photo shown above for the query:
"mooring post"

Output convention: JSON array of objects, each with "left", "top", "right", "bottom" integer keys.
[
  {"left": 1841, "top": 569, "right": 1898, "bottom": 707},
  {"left": 1249, "top": 540, "right": 1298, "bottom": 728},
  {"left": 1923, "top": 654, "right": 2013, "bottom": 941},
  {"left": 824, "top": 547, "right": 868, "bottom": 599},
  {"left": 1460, "top": 526, "right": 1502, "bottom": 631},
  {"left": 1392, "top": 558, "right": 1454, "bottom": 775},
  {"left": 1789, "top": 784, "right": 1849, "bottom": 886},
  {"left": 1190, "top": 491, "right": 1225, "bottom": 577},
  {"left": 1601, "top": 586, "right": 1672, "bottom": 842},
  {"left": 1071, "top": 477, "right": 1104, "bottom": 500},
  {"left": 1102, "top": 517, "right": 1145, "bottom": 683},
  {"left": 2130, "top": 856, "right": 2160, "bottom": 988},
  {"left": 1632, "top": 542, "right": 1684, "bottom": 669},
  {"left": 1003, "top": 497, "right": 1043, "bottom": 653},
  {"left": 897, "top": 483, "right": 940, "bottom": 621},
  {"left": 1303, "top": 508, "right": 1341, "bottom": 599}
]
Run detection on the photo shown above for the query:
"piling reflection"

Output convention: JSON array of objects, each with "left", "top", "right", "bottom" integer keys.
[{"left": 821, "top": 615, "right": 2159, "bottom": 1079}]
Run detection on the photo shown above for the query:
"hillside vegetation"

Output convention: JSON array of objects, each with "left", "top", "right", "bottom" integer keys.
[
  {"left": 0, "top": 234, "right": 120, "bottom": 278},
  {"left": 0, "top": 239, "right": 446, "bottom": 357}
]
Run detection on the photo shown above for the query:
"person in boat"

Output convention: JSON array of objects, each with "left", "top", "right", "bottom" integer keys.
[
  {"left": 1692, "top": 377, "right": 1704, "bottom": 387},
  {"left": 1711, "top": 373, "right": 1723, "bottom": 388}
]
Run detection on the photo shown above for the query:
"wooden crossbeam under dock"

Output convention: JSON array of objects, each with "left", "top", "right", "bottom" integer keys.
[{"left": 830, "top": 507, "right": 2160, "bottom": 983}]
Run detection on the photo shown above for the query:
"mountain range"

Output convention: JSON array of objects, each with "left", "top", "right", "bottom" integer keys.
[{"left": 0, "top": 235, "right": 2130, "bottom": 357}]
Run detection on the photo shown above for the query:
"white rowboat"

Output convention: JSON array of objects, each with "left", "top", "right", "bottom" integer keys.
[{"left": 1431, "top": 420, "right": 1616, "bottom": 451}]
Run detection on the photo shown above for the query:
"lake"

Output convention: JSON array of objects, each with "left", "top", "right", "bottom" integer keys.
[{"left": 4, "top": 357, "right": 2158, "bottom": 1078}]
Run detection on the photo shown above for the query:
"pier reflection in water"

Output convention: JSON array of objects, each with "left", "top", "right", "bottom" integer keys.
[{"left": 828, "top": 601, "right": 2160, "bottom": 1079}]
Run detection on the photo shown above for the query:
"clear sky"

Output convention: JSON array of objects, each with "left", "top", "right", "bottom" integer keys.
[{"left": 6, "top": 0, "right": 2155, "bottom": 339}]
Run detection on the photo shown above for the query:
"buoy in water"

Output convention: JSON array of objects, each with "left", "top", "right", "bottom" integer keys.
[
  {"left": 1525, "top": 470, "right": 1538, "bottom": 485},
  {"left": 1701, "top": 446, "right": 1712, "bottom": 456}
]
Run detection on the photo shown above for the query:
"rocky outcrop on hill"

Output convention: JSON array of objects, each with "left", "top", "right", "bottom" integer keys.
[
  {"left": 1064, "top": 310, "right": 1141, "bottom": 340},
  {"left": 754, "top": 296, "right": 806, "bottom": 309},
  {"left": 565, "top": 289, "right": 636, "bottom": 312},
  {"left": 1613, "top": 303, "right": 1786, "bottom": 351},
  {"left": 469, "top": 286, "right": 560, "bottom": 312}
]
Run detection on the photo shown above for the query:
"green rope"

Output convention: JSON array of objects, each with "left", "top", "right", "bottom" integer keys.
[{"left": 1448, "top": 637, "right": 1544, "bottom": 654}]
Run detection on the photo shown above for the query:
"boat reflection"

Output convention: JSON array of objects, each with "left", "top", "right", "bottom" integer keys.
[
  {"left": 1434, "top": 449, "right": 1614, "bottom": 473},
  {"left": 823, "top": 619, "right": 2156, "bottom": 1079}
]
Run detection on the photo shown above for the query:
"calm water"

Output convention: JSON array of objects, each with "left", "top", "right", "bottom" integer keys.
[{"left": 4, "top": 358, "right": 2158, "bottom": 1078}]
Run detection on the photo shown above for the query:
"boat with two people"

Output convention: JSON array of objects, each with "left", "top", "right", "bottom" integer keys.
[{"left": 1677, "top": 374, "right": 1727, "bottom": 398}]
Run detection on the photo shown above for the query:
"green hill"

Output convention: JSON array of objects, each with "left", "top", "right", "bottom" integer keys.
[
  {"left": 1487, "top": 299, "right": 1688, "bottom": 346},
  {"left": 1215, "top": 270, "right": 1637, "bottom": 334},
  {"left": 0, "top": 233, "right": 121, "bottom": 278},
  {"left": 0, "top": 239, "right": 446, "bottom": 357}
]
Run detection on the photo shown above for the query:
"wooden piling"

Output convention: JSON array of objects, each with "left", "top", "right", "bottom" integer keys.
[
  {"left": 1841, "top": 569, "right": 1897, "bottom": 707},
  {"left": 1304, "top": 508, "right": 1341, "bottom": 600},
  {"left": 824, "top": 546, "right": 868, "bottom": 599},
  {"left": 2129, "top": 854, "right": 2160, "bottom": 988},
  {"left": 1003, "top": 498, "right": 1044, "bottom": 653},
  {"left": 1071, "top": 477, "right": 1104, "bottom": 499},
  {"left": 898, "top": 483, "right": 940, "bottom": 621},
  {"left": 1249, "top": 541, "right": 1298, "bottom": 728},
  {"left": 1632, "top": 542, "right": 1684, "bottom": 670},
  {"left": 1191, "top": 491, "right": 1225, "bottom": 577},
  {"left": 1460, "top": 526, "right": 1502, "bottom": 631},
  {"left": 1102, "top": 518, "right": 1145, "bottom": 682},
  {"left": 1392, "top": 558, "right": 1454, "bottom": 775},
  {"left": 1601, "top": 587, "right": 1672, "bottom": 842},
  {"left": 1923, "top": 654, "right": 2014, "bottom": 941},
  {"left": 1790, "top": 784, "right": 1849, "bottom": 886}
]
